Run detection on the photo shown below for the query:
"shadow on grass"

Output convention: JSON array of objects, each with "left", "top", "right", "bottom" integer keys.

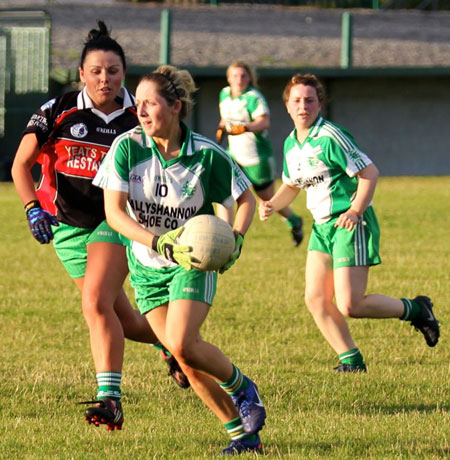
[{"left": 369, "top": 403, "right": 450, "bottom": 415}]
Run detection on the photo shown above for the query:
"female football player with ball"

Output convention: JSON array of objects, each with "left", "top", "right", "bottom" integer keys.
[
  {"left": 259, "top": 73, "right": 440, "bottom": 373},
  {"left": 11, "top": 21, "right": 188, "bottom": 431},
  {"left": 94, "top": 65, "right": 266, "bottom": 455}
]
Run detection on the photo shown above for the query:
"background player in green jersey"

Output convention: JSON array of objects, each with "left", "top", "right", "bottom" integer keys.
[
  {"left": 94, "top": 65, "right": 266, "bottom": 455},
  {"left": 259, "top": 73, "right": 440, "bottom": 372},
  {"left": 216, "top": 61, "right": 303, "bottom": 246},
  {"left": 11, "top": 22, "right": 187, "bottom": 431}
]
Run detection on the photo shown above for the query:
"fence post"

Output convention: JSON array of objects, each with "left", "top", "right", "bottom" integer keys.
[
  {"left": 159, "top": 8, "right": 171, "bottom": 65},
  {"left": 340, "top": 12, "right": 352, "bottom": 69},
  {"left": 372, "top": 0, "right": 380, "bottom": 9}
]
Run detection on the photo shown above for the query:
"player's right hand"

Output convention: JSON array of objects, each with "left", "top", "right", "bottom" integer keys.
[
  {"left": 26, "top": 204, "right": 59, "bottom": 244},
  {"left": 258, "top": 200, "right": 273, "bottom": 221},
  {"left": 152, "top": 227, "right": 193, "bottom": 270}
]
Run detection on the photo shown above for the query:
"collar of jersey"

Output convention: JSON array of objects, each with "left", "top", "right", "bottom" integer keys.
[
  {"left": 142, "top": 122, "right": 194, "bottom": 167},
  {"left": 292, "top": 115, "right": 323, "bottom": 146},
  {"left": 78, "top": 87, "right": 134, "bottom": 123},
  {"left": 227, "top": 85, "right": 253, "bottom": 99}
]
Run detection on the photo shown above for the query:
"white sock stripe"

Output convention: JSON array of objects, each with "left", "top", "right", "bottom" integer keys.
[
  {"left": 96, "top": 372, "right": 122, "bottom": 386},
  {"left": 227, "top": 420, "right": 246, "bottom": 440},
  {"left": 97, "top": 375, "right": 122, "bottom": 381},
  {"left": 341, "top": 349, "right": 359, "bottom": 359},
  {"left": 96, "top": 372, "right": 122, "bottom": 378},
  {"left": 227, "top": 424, "right": 244, "bottom": 435},
  {"left": 231, "top": 432, "right": 247, "bottom": 440},
  {"left": 97, "top": 379, "right": 121, "bottom": 386},
  {"left": 225, "top": 370, "right": 241, "bottom": 390},
  {"left": 402, "top": 298, "right": 412, "bottom": 317}
]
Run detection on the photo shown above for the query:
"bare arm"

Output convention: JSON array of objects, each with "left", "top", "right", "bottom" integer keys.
[
  {"left": 335, "top": 163, "right": 379, "bottom": 231},
  {"left": 11, "top": 133, "right": 41, "bottom": 205},
  {"left": 259, "top": 183, "right": 300, "bottom": 221},
  {"left": 220, "top": 114, "right": 270, "bottom": 135},
  {"left": 12, "top": 133, "right": 59, "bottom": 244},
  {"left": 232, "top": 188, "right": 256, "bottom": 235},
  {"left": 104, "top": 189, "right": 157, "bottom": 249},
  {"left": 245, "top": 114, "right": 270, "bottom": 133}
]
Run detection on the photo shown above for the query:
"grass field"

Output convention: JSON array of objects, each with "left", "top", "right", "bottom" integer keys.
[{"left": 0, "top": 177, "right": 449, "bottom": 460}]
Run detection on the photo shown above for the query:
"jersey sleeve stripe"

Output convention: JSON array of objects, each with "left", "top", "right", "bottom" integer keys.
[
  {"left": 321, "top": 122, "right": 356, "bottom": 152},
  {"left": 321, "top": 122, "right": 372, "bottom": 173}
]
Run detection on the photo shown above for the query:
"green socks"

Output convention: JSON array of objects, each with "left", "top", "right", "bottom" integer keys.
[
  {"left": 217, "top": 365, "right": 248, "bottom": 396},
  {"left": 399, "top": 298, "right": 421, "bottom": 321},
  {"left": 339, "top": 348, "right": 364, "bottom": 366},
  {"left": 285, "top": 212, "right": 302, "bottom": 229},
  {"left": 96, "top": 371, "right": 121, "bottom": 400},
  {"left": 224, "top": 417, "right": 258, "bottom": 442},
  {"left": 153, "top": 340, "right": 171, "bottom": 357},
  {"left": 224, "top": 417, "right": 246, "bottom": 440}
]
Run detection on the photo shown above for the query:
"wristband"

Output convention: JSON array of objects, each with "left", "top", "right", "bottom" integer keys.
[
  {"left": 24, "top": 200, "right": 41, "bottom": 213},
  {"left": 152, "top": 236, "right": 159, "bottom": 251}
]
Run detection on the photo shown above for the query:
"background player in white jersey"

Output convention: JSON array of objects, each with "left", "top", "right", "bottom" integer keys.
[
  {"left": 94, "top": 65, "right": 266, "bottom": 455},
  {"left": 11, "top": 21, "right": 187, "bottom": 431},
  {"left": 259, "top": 73, "right": 439, "bottom": 372},
  {"left": 216, "top": 61, "right": 303, "bottom": 246}
]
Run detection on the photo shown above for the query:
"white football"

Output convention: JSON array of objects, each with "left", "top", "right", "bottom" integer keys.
[{"left": 179, "top": 214, "right": 235, "bottom": 271}]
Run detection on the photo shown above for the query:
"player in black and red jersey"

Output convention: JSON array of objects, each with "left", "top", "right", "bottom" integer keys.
[{"left": 11, "top": 21, "right": 188, "bottom": 431}]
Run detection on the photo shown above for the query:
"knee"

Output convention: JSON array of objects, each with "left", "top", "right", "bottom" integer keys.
[
  {"left": 82, "top": 292, "right": 108, "bottom": 320},
  {"left": 178, "top": 365, "right": 199, "bottom": 382},
  {"left": 166, "top": 339, "right": 197, "bottom": 368},
  {"left": 336, "top": 299, "right": 363, "bottom": 318},
  {"left": 304, "top": 291, "right": 326, "bottom": 314}
]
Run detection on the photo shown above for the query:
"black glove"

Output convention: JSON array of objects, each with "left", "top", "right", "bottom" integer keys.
[{"left": 25, "top": 200, "right": 59, "bottom": 244}]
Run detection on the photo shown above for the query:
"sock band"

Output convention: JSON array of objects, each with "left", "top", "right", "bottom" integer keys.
[
  {"left": 285, "top": 212, "right": 302, "bottom": 229},
  {"left": 400, "top": 298, "right": 421, "bottom": 321},
  {"left": 217, "top": 365, "right": 247, "bottom": 396},
  {"left": 224, "top": 417, "right": 247, "bottom": 440},
  {"left": 339, "top": 348, "right": 364, "bottom": 366},
  {"left": 96, "top": 371, "right": 122, "bottom": 400}
]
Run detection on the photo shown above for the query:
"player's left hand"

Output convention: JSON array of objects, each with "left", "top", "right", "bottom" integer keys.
[
  {"left": 219, "top": 231, "right": 244, "bottom": 273},
  {"left": 215, "top": 127, "right": 225, "bottom": 144},
  {"left": 334, "top": 209, "right": 361, "bottom": 231},
  {"left": 153, "top": 227, "right": 193, "bottom": 270}
]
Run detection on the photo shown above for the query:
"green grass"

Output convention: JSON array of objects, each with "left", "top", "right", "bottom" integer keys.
[{"left": 0, "top": 177, "right": 449, "bottom": 460}]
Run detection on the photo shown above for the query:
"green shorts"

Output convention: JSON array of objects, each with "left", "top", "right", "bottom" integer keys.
[
  {"left": 52, "top": 220, "right": 123, "bottom": 278},
  {"left": 127, "top": 248, "right": 218, "bottom": 314},
  {"left": 240, "top": 156, "right": 276, "bottom": 188},
  {"left": 308, "top": 206, "right": 381, "bottom": 269}
]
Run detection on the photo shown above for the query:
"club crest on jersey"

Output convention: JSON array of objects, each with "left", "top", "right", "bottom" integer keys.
[
  {"left": 181, "top": 181, "right": 196, "bottom": 199},
  {"left": 70, "top": 123, "right": 88, "bottom": 138},
  {"left": 307, "top": 157, "right": 319, "bottom": 168}
]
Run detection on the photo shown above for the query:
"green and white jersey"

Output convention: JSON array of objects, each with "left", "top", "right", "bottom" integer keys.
[
  {"left": 94, "top": 124, "right": 251, "bottom": 268},
  {"left": 282, "top": 116, "right": 372, "bottom": 224},
  {"left": 219, "top": 86, "right": 274, "bottom": 167}
]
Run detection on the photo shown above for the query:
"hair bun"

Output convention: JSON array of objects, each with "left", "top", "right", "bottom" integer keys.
[{"left": 87, "top": 20, "right": 110, "bottom": 41}]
